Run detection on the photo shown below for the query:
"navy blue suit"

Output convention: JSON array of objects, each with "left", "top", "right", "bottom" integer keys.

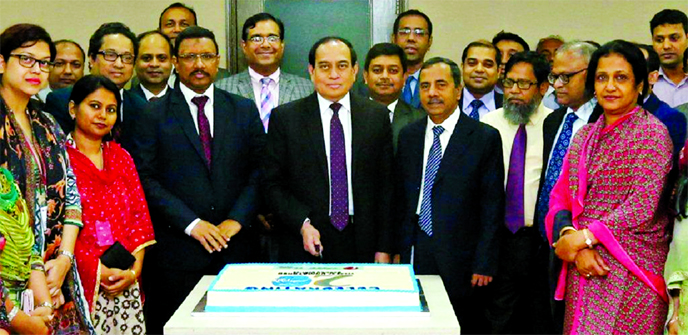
[
  {"left": 396, "top": 113, "right": 504, "bottom": 333},
  {"left": 127, "top": 83, "right": 173, "bottom": 102},
  {"left": 44, "top": 86, "right": 146, "bottom": 151},
  {"left": 643, "top": 92, "right": 687, "bottom": 159}
]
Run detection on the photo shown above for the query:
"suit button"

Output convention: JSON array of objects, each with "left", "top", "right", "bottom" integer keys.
[{"left": 211, "top": 206, "right": 215, "bottom": 211}]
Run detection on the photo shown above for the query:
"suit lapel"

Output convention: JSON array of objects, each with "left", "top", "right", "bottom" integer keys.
[
  {"left": 211, "top": 89, "right": 230, "bottom": 171},
  {"left": 350, "top": 95, "right": 365, "bottom": 183},
  {"left": 303, "top": 94, "right": 329, "bottom": 183},
  {"left": 278, "top": 73, "right": 293, "bottom": 105},
  {"left": 238, "top": 72, "right": 255, "bottom": 101},
  {"left": 409, "top": 118, "right": 427, "bottom": 192},
  {"left": 170, "top": 90, "right": 208, "bottom": 168},
  {"left": 435, "top": 115, "right": 475, "bottom": 183}
]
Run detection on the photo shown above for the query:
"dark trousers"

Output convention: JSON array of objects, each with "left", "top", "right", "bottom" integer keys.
[
  {"left": 142, "top": 252, "right": 227, "bottom": 335},
  {"left": 414, "top": 229, "right": 490, "bottom": 335},
  {"left": 279, "top": 216, "right": 360, "bottom": 263},
  {"left": 486, "top": 226, "right": 554, "bottom": 334}
]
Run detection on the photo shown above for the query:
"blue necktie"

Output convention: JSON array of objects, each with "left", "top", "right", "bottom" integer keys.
[
  {"left": 402, "top": 76, "right": 420, "bottom": 108},
  {"left": 329, "top": 103, "right": 349, "bottom": 231},
  {"left": 536, "top": 112, "right": 578, "bottom": 238},
  {"left": 418, "top": 126, "right": 445, "bottom": 236},
  {"left": 469, "top": 99, "right": 483, "bottom": 120}
]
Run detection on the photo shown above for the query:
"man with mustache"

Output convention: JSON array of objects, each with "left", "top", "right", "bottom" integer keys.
[
  {"left": 651, "top": 9, "right": 688, "bottom": 107},
  {"left": 392, "top": 9, "right": 433, "bottom": 109},
  {"left": 363, "top": 42, "right": 424, "bottom": 152},
  {"left": 130, "top": 30, "right": 174, "bottom": 101},
  {"left": 36, "top": 40, "right": 85, "bottom": 102},
  {"left": 460, "top": 40, "right": 503, "bottom": 120},
  {"left": 396, "top": 57, "right": 503, "bottom": 334},
  {"left": 128, "top": 26, "right": 265, "bottom": 334},
  {"left": 216, "top": 12, "right": 312, "bottom": 133},
  {"left": 482, "top": 51, "right": 555, "bottom": 334},
  {"left": 44, "top": 22, "right": 146, "bottom": 151}
]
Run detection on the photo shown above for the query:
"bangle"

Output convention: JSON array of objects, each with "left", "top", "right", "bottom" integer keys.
[
  {"left": 129, "top": 269, "right": 137, "bottom": 278},
  {"left": 37, "top": 301, "right": 54, "bottom": 312},
  {"left": 57, "top": 249, "right": 74, "bottom": 263},
  {"left": 31, "top": 263, "right": 46, "bottom": 272},
  {"left": 583, "top": 229, "right": 593, "bottom": 249},
  {"left": 7, "top": 305, "right": 19, "bottom": 323}
]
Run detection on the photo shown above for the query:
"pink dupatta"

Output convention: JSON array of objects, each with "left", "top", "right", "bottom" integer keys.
[{"left": 544, "top": 107, "right": 669, "bottom": 304}]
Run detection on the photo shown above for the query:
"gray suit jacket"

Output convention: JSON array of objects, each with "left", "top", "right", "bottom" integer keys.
[
  {"left": 215, "top": 70, "right": 313, "bottom": 105},
  {"left": 392, "top": 99, "right": 424, "bottom": 152}
]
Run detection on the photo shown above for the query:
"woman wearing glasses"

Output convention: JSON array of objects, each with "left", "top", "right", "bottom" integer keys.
[
  {"left": 546, "top": 40, "right": 673, "bottom": 334},
  {"left": 0, "top": 24, "right": 94, "bottom": 334}
]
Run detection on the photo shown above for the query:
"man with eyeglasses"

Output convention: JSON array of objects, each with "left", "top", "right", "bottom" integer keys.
[
  {"left": 130, "top": 31, "right": 174, "bottom": 101},
  {"left": 392, "top": 9, "right": 433, "bottom": 109},
  {"left": 36, "top": 40, "right": 85, "bottom": 102},
  {"left": 534, "top": 40, "right": 601, "bottom": 334},
  {"left": 482, "top": 51, "right": 554, "bottom": 334},
  {"left": 127, "top": 26, "right": 265, "bottom": 334},
  {"left": 216, "top": 12, "right": 312, "bottom": 133},
  {"left": 45, "top": 22, "right": 146, "bottom": 151}
]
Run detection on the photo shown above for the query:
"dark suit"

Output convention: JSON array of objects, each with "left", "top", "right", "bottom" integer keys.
[
  {"left": 391, "top": 99, "right": 425, "bottom": 153},
  {"left": 127, "top": 83, "right": 173, "bottom": 102},
  {"left": 396, "top": 113, "right": 504, "bottom": 334},
  {"left": 263, "top": 93, "right": 394, "bottom": 263},
  {"left": 44, "top": 86, "right": 146, "bottom": 151},
  {"left": 536, "top": 103, "right": 602, "bottom": 334},
  {"left": 128, "top": 85, "right": 265, "bottom": 333},
  {"left": 458, "top": 90, "right": 503, "bottom": 113}
]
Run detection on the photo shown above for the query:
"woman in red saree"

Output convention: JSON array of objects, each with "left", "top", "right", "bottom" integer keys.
[
  {"left": 546, "top": 40, "right": 672, "bottom": 334},
  {"left": 66, "top": 75, "right": 155, "bottom": 334}
]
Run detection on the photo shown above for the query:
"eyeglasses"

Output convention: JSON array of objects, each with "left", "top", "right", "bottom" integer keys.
[
  {"left": 97, "top": 51, "right": 135, "bottom": 64},
  {"left": 177, "top": 53, "right": 219, "bottom": 64},
  {"left": 548, "top": 68, "right": 586, "bottom": 85},
  {"left": 397, "top": 28, "right": 428, "bottom": 37},
  {"left": 9, "top": 54, "right": 53, "bottom": 73},
  {"left": 53, "top": 60, "right": 83, "bottom": 69},
  {"left": 502, "top": 78, "right": 538, "bottom": 90},
  {"left": 247, "top": 35, "right": 281, "bottom": 44}
]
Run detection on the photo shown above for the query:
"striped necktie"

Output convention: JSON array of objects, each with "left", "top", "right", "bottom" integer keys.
[
  {"left": 259, "top": 77, "right": 273, "bottom": 132},
  {"left": 418, "top": 125, "right": 445, "bottom": 236}
]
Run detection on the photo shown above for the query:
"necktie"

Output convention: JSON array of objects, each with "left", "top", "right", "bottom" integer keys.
[
  {"left": 536, "top": 112, "right": 578, "bottom": 238},
  {"left": 418, "top": 125, "right": 445, "bottom": 236},
  {"left": 259, "top": 77, "right": 273, "bottom": 132},
  {"left": 191, "top": 95, "right": 212, "bottom": 168},
  {"left": 329, "top": 103, "right": 349, "bottom": 231},
  {"left": 469, "top": 99, "right": 483, "bottom": 120},
  {"left": 505, "top": 124, "right": 526, "bottom": 234},
  {"left": 402, "top": 76, "right": 420, "bottom": 108}
]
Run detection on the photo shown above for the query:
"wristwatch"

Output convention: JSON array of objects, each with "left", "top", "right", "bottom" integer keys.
[{"left": 582, "top": 229, "right": 593, "bottom": 249}]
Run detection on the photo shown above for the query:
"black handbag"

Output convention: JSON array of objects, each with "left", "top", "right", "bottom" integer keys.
[{"left": 100, "top": 241, "right": 135, "bottom": 270}]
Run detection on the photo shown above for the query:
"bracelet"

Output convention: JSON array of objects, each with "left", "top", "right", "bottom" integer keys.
[
  {"left": 31, "top": 263, "right": 46, "bottom": 272},
  {"left": 7, "top": 305, "right": 19, "bottom": 323},
  {"left": 582, "top": 229, "right": 594, "bottom": 249},
  {"left": 129, "top": 269, "right": 137, "bottom": 278},
  {"left": 37, "top": 301, "right": 54, "bottom": 312},
  {"left": 57, "top": 249, "right": 74, "bottom": 263}
]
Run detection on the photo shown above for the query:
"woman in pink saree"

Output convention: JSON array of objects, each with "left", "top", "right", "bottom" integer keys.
[{"left": 546, "top": 40, "right": 671, "bottom": 334}]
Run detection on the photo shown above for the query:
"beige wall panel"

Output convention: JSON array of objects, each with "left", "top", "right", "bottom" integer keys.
[
  {"left": 0, "top": 0, "right": 228, "bottom": 70},
  {"left": 408, "top": 0, "right": 688, "bottom": 63}
]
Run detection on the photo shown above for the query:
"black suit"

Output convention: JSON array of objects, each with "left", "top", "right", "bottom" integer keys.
[
  {"left": 458, "top": 90, "right": 504, "bottom": 113},
  {"left": 263, "top": 93, "right": 394, "bottom": 263},
  {"left": 127, "top": 83, "right": 173, "bottom": 102},
  {"left": 396, "top": 113, "right": 504, "bottom": 334},
  {"left": 128, "top": 85, "right": 265, "bottom": 333},
  {"left": 391, "top": 99, "right": 425, "bottom": 153},
  {"left": 44, "top": 86, "right": 146, "bottom": 151},
  {"left": 536, "top": 103, "right": 602, "bottom": 334}
]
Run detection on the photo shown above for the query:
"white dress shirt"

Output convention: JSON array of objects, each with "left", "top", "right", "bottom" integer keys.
[
  {"left": 546, "top": 97, "right": 597, "bottom": 169},
  {"left": 387, "top": 99, "right": 399, "bottom": 123},
  {"left": 482, "top": 103, "right": 554, "bottom": 227},
  {"left": 462, "top": 88, "right": 497, "bottom": 119},
  {"left": 179, "top": 83, "right": 216, "bottom": 235},
  {"left": 140, "top": 84, "right": 169, "bottom": 101},
  {"left": 248, "top": 66, "right": 280, "bottom": 111},
  {"left": 317, "top": 92, "right": 354, "bottom": 215},
  {"left": 416, "top": 107, "right": 461, "bottom": 214}
]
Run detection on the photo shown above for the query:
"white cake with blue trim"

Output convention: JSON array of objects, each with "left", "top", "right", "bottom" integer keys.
[{"left": 206, "top": 264, "right": 421, "bottom": 312}]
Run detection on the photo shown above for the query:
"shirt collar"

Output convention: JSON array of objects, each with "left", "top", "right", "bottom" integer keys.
[
  {"left": 387, "top": 99, "right": 399, "bottom": 113},
  {"left": 140, "top": 84, "right": 169, "bottom": 101},
  {"left": 657, "top": 67, "right": 688, "bottom": 85},
  {"left": 179, "top": 82, "right": 214, "bottom": 107},
  {"left": 410, "top": 69, "right": 420, "bottom": 80},
  {"left": 462, "top": 88, "right": 495, "bottom": 110},
  {"left": 567, "top": 97, "right": 597, "bottom": 121},
  {"left": 427, "top": 106, "right": 460, "bottom": 135},
  {"left": 317, "top": 92, "right": 351, "bottom": 113},
  {"left": 248, "top": 66, "right": 281, "bottom": 85}
]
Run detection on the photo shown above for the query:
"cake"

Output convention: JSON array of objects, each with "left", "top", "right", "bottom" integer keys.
[{"left": 205, "top": 263, "right": 422, "bottom": 312}]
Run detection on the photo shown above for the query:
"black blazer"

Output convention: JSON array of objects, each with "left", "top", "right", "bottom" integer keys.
[
  {"left": 127, "top": 84, "right": 173, "bottom": 102},
  {"left": 263, "top": 92, "right": 394, "bottom": 262},
  {"left": 458, "top": 90, "right": 503, "bottom": 112},
  {"left": 127, "top": 86, "right": 266, "bottom": 271},
  {"left": 396, "top": 114, "right": 505, "bottom": 281},
  {"left": 392, "top": 99, "right": 425, "bottom": 153},
  {"left": 44, "top": 86, "right": 147, "bottom": 151}
]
